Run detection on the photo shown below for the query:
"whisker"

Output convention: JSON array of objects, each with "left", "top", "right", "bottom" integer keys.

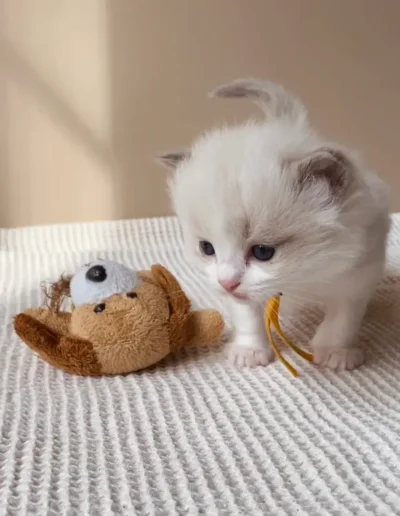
[
  {"left": 280, "top": 290, "right": 324, "bottom": 308},
  {"left": 279, "top": 295, "right": 314, "bottom": 313}
]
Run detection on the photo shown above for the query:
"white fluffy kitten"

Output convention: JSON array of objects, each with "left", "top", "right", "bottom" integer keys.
[{"left": 159, "top": 79, "right": 390, "bottom": 371}]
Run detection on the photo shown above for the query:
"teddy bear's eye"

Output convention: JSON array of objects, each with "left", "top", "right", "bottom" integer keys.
[
  {"left": 127, "top": 292, "right": 137, "bottom": 299},
  {"left": 94, "top": 303, "right": 106, "bottom": 313}
]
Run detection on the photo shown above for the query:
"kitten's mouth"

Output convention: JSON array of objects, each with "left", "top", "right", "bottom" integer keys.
[
  {"left": 230, "top": 290, "right": 281, "bottom": 302},
  {"left": 231, "top": 292, "right": 249, "bottom": 301}
]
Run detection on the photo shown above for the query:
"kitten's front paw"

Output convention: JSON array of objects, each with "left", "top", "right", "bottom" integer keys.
[
  {"left": 313, "top": 347, "right": 365, "bottom": 372},
  {"left": 226, "top": 335, "right": 274, "bottom": 368}
]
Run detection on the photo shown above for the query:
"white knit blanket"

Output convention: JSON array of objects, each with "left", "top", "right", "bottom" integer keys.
[{"left": 1, "top": 216, "right": 400, "bottom": 516}]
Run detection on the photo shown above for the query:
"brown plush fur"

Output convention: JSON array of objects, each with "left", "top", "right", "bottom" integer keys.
[
  {"left": 14, "top": 265, "right": 224, "bottom": 376},
  {"left": 14, "top": 314, "right": 102, "bottom": 375},
  {"left": 42, "top": 275, "right": 72, "bottom": 312}
]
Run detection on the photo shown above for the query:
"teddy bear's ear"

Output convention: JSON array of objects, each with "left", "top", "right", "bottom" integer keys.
[
  {"left": 150, "top": 265, "right": 191, "bottom": 315},
  {"left": 136, "top": 270, "right": 154, "bottom": 284},
  {"left": 14, "top": 313, "right": 102, "bottom": 376}
]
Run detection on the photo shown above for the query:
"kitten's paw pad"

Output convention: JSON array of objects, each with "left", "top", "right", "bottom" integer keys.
[
  {"left": 226, "top": 342, "right": 274, "bottom": 368},
  {"left": 313, "top": 347, "right": 365, "bottom": 372}
]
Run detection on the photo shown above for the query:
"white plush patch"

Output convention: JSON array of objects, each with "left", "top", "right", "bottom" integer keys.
[{"left": 70, "top": 260, "right": 140, "bottom": 306}]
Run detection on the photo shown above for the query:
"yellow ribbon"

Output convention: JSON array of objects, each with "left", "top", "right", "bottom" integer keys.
[{"left": 265, "top": 296, "right": 313, "bottom": 377}]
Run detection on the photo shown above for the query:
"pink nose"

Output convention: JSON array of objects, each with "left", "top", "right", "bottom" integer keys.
[{"left": 218, "top": 278, "right": 241, "bottom": 292}]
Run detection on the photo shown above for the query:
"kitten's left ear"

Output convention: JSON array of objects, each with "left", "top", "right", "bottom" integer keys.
[
  {"left": 295, "top": 147, "right": 354, "bottom": 198},
  {"left": 156, "top": 149, "right": 191, "bottom": 170}
]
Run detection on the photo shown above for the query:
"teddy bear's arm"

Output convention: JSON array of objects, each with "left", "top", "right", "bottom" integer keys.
[
  {"left": 150, "top": 265, "right": 191, "bottom": 315},
  {"left": 186, "top": 310, "right": 225, "bottom": 348}
]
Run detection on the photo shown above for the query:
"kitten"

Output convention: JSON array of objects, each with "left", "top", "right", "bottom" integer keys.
[{"left": 158, "top": 79, "right": 390, "bottom": 371}]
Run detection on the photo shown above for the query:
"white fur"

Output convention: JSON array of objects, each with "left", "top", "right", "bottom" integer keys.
[{"left": 165, "top": 79, "right": 390, "bottom": 370}]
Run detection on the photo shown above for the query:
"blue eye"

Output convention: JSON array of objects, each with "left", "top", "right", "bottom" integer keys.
[
  {"left": 251, "top": 245, "right": 275, "bottom": 261},
  {"left": 199, "top": 241, "right": 215, "bottom": 256}
]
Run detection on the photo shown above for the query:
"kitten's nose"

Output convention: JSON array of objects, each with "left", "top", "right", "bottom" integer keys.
[{"left": 218, "top": 278, "right": 241, "bottom": 292}]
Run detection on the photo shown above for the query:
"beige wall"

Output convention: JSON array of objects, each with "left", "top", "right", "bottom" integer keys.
[{"left": 1, "top": 0, "right": 400, "bottom": 227}]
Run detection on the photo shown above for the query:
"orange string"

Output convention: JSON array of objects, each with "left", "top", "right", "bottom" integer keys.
[{"left": 264, "top": 296, "right": 313, "bottom": 377}]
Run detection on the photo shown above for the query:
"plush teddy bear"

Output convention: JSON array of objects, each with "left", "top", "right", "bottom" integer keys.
[{"left": 14, "top": 261, "right": 224, "bottom": 376}]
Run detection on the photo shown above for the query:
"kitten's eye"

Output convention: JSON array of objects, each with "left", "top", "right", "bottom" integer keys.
[
  {"left": 199, "top": 241, "right": 215, "bottom": 256},
  {"left": 127, "top": 292, "right": 137, "bottom": 299},
  {"left": 94, "top": 303, "right": 106, "bottom": 313},
  {"left": 251, "top": 245, "right": 275, "bottom": 261}
]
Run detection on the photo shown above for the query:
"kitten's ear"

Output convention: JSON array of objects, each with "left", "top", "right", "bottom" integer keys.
[
  {"left": 210, "top": 78, "right": 306, "bottom": 123},
  {"left": 296, "top": 148, "right": 354, "bottom": 198},
  {"left": 156, "top": 149, "right": 190, "bottom": 170}
]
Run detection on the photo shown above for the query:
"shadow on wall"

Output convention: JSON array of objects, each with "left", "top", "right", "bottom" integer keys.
[
  {"left": 0, "top": 1, "right": 257, "bottom": 226},
  {"left": 105, "top": 1, "right": 257, "bottom": 223},
  {"left": 0, "top": 1, "right": 277, "bottom": 226},
  {"left": 107, "top": 0, "right": 400, "bottom": 222},
  {"left": 0, "top": 35, "right": 116, "bottom": 166},
  {"left": 0, "top": 32, "right": 118, "bottom": 227},
  {"left": 107, "top": 1, "right": 168, "bottom": 223},
  {"left": 0, "top": 44, "right": 8, "bottom": 226},
  {"left": 1, "top": 0, "right": 400, "bottom": 227}
]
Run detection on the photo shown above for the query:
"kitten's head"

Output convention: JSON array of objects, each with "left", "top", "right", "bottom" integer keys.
[{"left": 159, "top": 79, "right": 367, "bottom": 303}]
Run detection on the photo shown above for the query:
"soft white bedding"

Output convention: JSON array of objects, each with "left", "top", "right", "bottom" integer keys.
[{"left": 1, "top": 215, "right": 400, "bottom": 515}]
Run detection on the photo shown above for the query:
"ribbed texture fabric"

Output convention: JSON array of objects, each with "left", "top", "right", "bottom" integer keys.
[{"left": 1, "top": 216, "right": 400, "bottom": 515}]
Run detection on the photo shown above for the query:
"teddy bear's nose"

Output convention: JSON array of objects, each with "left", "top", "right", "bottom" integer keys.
[{"left": 86, "top": 265, "right": 107, "bottom": 283}]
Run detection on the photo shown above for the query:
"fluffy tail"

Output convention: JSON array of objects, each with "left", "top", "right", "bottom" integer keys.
[{"left": 210, "top": 78, "right": 307, "bottom": 124}]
